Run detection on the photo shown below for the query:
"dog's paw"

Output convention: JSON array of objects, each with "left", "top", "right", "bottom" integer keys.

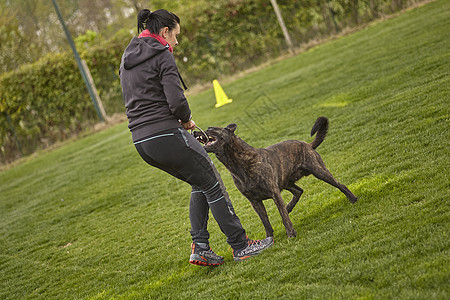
[
  {"left": 287, "top": 229, "right": 297, "bottom": 238},
  {"left": 349, "top": 196, "right": 358, "bottom": 204}
]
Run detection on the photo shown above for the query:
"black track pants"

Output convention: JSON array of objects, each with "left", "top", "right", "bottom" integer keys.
[{"left": 134, "top": 127, "right": 247, "bottom": 250}]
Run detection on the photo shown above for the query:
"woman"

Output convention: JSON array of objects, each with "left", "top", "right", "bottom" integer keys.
[{"left": 119, "top": 9, "right": 273, "bottom": 266}]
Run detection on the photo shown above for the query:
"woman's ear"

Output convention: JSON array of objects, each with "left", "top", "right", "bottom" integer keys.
[{"left": 160, "top": 26, "right": 169, "bottom": 38}]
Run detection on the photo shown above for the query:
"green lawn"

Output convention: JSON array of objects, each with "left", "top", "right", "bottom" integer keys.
[{"left": 1, "top": 0, "right": 449, "bottom": 299}]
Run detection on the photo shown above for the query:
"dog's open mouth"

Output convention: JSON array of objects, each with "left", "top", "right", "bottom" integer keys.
[
  {"left": 194, "top": 131, "right": 217, "bottom": 147},
  {"left": 205, "top": 137, "right": 217, "bottom": 147}
]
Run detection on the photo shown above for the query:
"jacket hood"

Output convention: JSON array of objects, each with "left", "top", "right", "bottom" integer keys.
[{"left": 122, "top": 37, "right": 167, "bottom": 70}]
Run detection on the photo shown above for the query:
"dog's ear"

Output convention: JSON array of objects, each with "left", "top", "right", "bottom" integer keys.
[{"left": 226, "top": 123, "right": 237, "bottom": 133}]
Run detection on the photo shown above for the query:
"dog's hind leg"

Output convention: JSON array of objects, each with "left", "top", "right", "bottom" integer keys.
[
  {"left": 306, "top": 155, "right": 358, "bottom": 203},
  {"left": 285, "top": 183, "right": 303, "bottom": 213},
  {"left": 250, "top": 200, "right": 274, "bottom": 238},
  {"left": 273, "top": 191, "right": 297, "bottom": 237}
]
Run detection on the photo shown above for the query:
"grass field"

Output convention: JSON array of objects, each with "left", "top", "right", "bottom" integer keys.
[{"left": 1, "top": 0, "right": 449, "bottom": 299}]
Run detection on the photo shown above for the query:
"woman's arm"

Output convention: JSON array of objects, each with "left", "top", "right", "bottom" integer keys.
[{"left": 159, "top": 51, "right": 192, "bottom": 123}]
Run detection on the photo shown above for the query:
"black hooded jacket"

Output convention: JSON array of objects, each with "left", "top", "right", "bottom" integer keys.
[{"left": 119, "top": 37, "right": 191, "bottom": 142}]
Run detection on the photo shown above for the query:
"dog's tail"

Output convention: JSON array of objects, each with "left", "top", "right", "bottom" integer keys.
[{"left": 310, "top": 116, "right": 329, "bottom": 149}]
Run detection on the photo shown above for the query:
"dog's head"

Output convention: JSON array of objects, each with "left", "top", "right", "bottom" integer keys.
[{"left": 194, "top": 124, "right": 237, "bottom": 153}]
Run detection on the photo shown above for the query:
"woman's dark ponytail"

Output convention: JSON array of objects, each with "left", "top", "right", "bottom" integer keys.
[
  {"left": 137, "top": 9, "right": 152, "bottom": 33},
  {"left": 137, "top": 9, "right": 180, "bottom": 35}
]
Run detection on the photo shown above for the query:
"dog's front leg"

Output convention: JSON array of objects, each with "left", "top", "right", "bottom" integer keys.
[
  {"left": 273, "top": 191, "right": 297, "bottom": 238},
  {"left": 249, "top": 200, "right": 274, "bottom": 238}
]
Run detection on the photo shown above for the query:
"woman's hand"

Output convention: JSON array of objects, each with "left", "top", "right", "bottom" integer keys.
[{"left": 181, "top": 119, "right": 196, "bottom": 131}]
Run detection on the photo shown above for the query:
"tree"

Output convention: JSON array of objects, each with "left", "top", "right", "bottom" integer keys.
[{"left": 0, "top": 0, "right": 139, "bottom": 73}]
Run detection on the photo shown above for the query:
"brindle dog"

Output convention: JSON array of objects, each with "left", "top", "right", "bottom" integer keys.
[{"left": 194, "top": 117, "right": 357, "bottom": 238}]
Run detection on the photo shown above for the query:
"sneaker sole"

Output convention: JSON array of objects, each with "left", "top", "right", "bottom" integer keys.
[
  {"left": 233, "top": 238, "right": 274, "bottom": 261},
  {"left": 233, "top": 255, "right": 253, "bottom": 261},
  {"left": 189, "top": 254, "right": 224, "bottom": 266}
]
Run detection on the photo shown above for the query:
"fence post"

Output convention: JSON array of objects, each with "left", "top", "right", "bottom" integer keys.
[
  {"left": 269, "top": 0, "right": 295, "bottom": 54},
  {"left": 81, "top": 59, "right": 108, "bottom": 121},
  {"left": 51, "top": 0, "right": 105, "bottom": 122}
]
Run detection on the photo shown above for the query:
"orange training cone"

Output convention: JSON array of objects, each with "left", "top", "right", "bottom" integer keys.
[{"left": 213, "top": 80, "right": 233, "bottom": 108}]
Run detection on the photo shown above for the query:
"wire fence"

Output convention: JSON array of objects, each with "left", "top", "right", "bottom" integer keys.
[{"left": 0, "top": 0, "right": 425, "bottom": 164}]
